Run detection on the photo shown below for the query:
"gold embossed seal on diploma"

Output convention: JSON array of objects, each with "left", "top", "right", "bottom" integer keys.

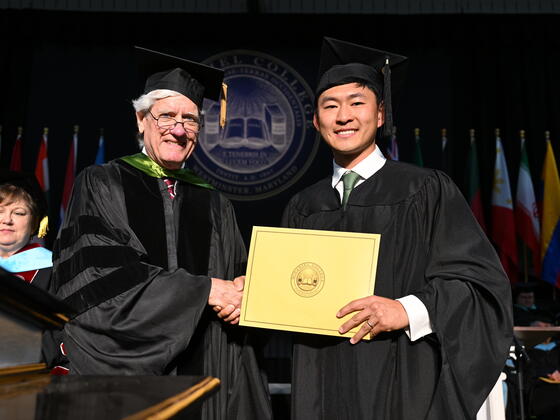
[{"left": 240, "top": 226, "right": 381, "bottom": 338}]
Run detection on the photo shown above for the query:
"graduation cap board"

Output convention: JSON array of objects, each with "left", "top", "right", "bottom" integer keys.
[
  {"left": 134, "top": 46, "right": 227, "bottom": 127},
  {"left": 316, "top": 37, "right": 408, "bottom": 139},
  {"left": 0, "top": 170, "right": 48, "bottom": 238}
]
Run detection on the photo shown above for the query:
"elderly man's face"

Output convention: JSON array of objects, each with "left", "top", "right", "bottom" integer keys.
[{"left": 136, "top": 95, "right": 199, "bottom": 170}]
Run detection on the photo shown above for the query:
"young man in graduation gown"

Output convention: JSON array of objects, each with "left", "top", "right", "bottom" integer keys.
[
  {"left": 51, "top": 47, "right": 271, "bottom": 419},
  {"left": 282, "top": 38, "right": 513, "bottom": 420}
]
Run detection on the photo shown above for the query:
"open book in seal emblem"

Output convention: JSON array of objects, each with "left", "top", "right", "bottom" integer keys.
[
  {"left": 291, "top": 262, "right": 325, "bottom": 297},
  {"left": 191, "top": 50, "right": 318, "bottom": 200}
]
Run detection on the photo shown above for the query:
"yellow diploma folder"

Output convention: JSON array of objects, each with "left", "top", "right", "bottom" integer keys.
[{"left": 240, "top": 226, "right": 381, "bottom": 338}]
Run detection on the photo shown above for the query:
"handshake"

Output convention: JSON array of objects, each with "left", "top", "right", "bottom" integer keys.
[{"left": 208, "top": 276, "right": 245, "bottom": 324}]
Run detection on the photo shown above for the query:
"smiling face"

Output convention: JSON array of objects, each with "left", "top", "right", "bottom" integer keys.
[
  {"left": 0, "top": 198, "right": 34, "bottom": 258},
  {"left": 314, "top": 82, "right": 384, "bottom": 169},
  {"left": 136, "top": 94, "right": 200, "bottom": 170}
]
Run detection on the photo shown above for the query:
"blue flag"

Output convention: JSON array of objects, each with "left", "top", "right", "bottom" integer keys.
[{"left": 95, "top": 135, "right": 105, "bottom": 165}]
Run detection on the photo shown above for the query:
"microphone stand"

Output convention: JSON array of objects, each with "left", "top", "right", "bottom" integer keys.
[{"left": 512, "top": 336, "right": 529, "bottom": 420}]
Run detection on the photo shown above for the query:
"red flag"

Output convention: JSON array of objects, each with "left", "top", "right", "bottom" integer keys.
[
  {"left": 32, "top": 129, "right": 50, "bottom": 243},
  {"left": 59, "top": 128, "right": 78, "bottom": 226},
  {"left": 491, "top": 134, "right": 518, "bottom": 283},
  {"left": 515, "top": 134, "right": 540, "bottom": 275},
  {"left": 35, "top": 129, "right": 50, "bottom": 196},
  {"left": 10, "top": 128, "right": 23, "bottom": 171}
]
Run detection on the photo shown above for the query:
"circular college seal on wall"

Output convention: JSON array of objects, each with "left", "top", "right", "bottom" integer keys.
[
  {"left": 291, "top": 262, "right": 325, "bottom": 298},
  {"left": 190, "top": 50, "right": 317, "bottom": 200}
]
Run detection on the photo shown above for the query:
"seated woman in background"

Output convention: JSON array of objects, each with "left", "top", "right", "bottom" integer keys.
[{"left": 0, "top": 170, "right": 51, "bottom": 289}]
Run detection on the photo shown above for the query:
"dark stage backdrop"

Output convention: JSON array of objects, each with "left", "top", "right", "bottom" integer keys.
[{"left": 1, "top": 10, "right": 560, "bottom": 247}]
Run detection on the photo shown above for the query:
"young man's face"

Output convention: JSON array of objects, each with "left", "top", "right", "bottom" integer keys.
[{"left": 314, "top": 82, "right": 384, "bottom": 168}]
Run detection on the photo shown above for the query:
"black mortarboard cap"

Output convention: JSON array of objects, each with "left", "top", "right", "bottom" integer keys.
[
  {"left": 135, "top": 46, "right": 227, "bottom": 125},
  {"left": 0, "top": 169, "right": 48, "bottom": 237},
  {"left": 316, "top": 37, "right": 408, "bottom": 139},
  {"left": 513, "top": 281, "right": 539, "bottom": 293}
]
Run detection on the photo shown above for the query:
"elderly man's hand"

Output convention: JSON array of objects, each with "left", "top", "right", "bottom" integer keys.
[
  {"left": 209, "top": 276, "right": 244, "bottom": 324},
  {"left": 337, "top": 295, "right": 409, "bottom": 344}
]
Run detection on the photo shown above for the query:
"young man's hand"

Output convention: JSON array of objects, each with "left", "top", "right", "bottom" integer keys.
[{"left": 337, "top": 295, "right": 409, "bottom": 344}]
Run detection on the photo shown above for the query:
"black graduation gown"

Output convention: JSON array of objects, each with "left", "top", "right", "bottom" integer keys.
[
  {"left": 282, "top": 160, "right": 513, "bottom": 420},
  {"left": 51, "top": 159, "right": 271, "bottom": 420},
  {"left": 29, "top": 266, "right": 52, "bottom": 290}
]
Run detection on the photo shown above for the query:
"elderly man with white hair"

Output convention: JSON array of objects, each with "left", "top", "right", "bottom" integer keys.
[{"left": 50, "top": 47, "right": 272, "bottom": 419}]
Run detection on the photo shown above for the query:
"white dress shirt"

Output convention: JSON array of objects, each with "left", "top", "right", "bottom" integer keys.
[{"left": 332, "top": 147, "right": 433, "bottom": 341}]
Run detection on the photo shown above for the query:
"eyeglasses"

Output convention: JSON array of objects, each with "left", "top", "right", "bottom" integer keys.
[{"left": 149, "top": 111, "right": 203, "bottom": 134}]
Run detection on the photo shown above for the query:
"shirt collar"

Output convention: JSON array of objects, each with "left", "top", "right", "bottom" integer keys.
[{"left": 332, "top": 146, "right": 386, "bottom": 188}]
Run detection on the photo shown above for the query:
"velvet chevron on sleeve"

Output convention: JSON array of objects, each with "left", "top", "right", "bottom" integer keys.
[{"left": 51, "top": 159, "right": 271, "bottom": 420}]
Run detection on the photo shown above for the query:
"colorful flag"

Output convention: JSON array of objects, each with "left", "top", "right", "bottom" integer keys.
[
  {"left": 32, "top": 129, "right": 49, "bottom": 243},
  {"left": 540, "top": 138, "right": 560, "bottom": 287},
  {"left": 413, "top": 128, "right": 424, "bottom": 167},
  {"left": 59, "top": 128, "right": 78, "bottom": 226},
  {"left": 386, "top": 127, "right": 399, "bottom": 161},
  {"left": 491, "top": 133, "right": 518, "bottom": 283},
  {"left": 95, "top": 132, "right": 105, "bottom": 165},
  {"left": 465, "top": 130, "right": 487, "bottom": 232},
  {"left": 35, "top": 129, "right": 50, "bottom": 201},
  {"left": 515, "top": 134, "right": 540, "bottom": 275},
  {"left": 9, "top": 128, "right": 23, "bottom": 171}
]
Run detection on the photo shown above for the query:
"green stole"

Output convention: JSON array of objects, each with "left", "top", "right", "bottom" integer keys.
[{"left": 119, "top": 153, "right": 214, "bottom": 189}]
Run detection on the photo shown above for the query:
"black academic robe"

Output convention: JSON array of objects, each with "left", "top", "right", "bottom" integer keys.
[
  {"left": 282, "top": 160, "right": 513, "bottom": 420},
  {"left": 32, "top": 267, "right": 52, "bottom": 291},
  {"left": 513, "top": 304, "right": 555, "bottom": 326},
  {"left": 51, "top": 159, "right": 271, "bottom": 420}
]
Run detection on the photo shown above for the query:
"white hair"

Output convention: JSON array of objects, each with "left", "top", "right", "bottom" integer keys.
[
  {"left": 132, "top": 89, "right": 184, "bottom": 114},
  {"left": 132, "top": 89, "right": 184, "bottom": 147}
]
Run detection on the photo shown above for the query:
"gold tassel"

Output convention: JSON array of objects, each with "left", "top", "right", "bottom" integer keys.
[
  {"left": 38, "top": 216, "right": 49, "bottom": 238},
  {"left": 220, "top": 82, "right": 228, "bottom": 128}
]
